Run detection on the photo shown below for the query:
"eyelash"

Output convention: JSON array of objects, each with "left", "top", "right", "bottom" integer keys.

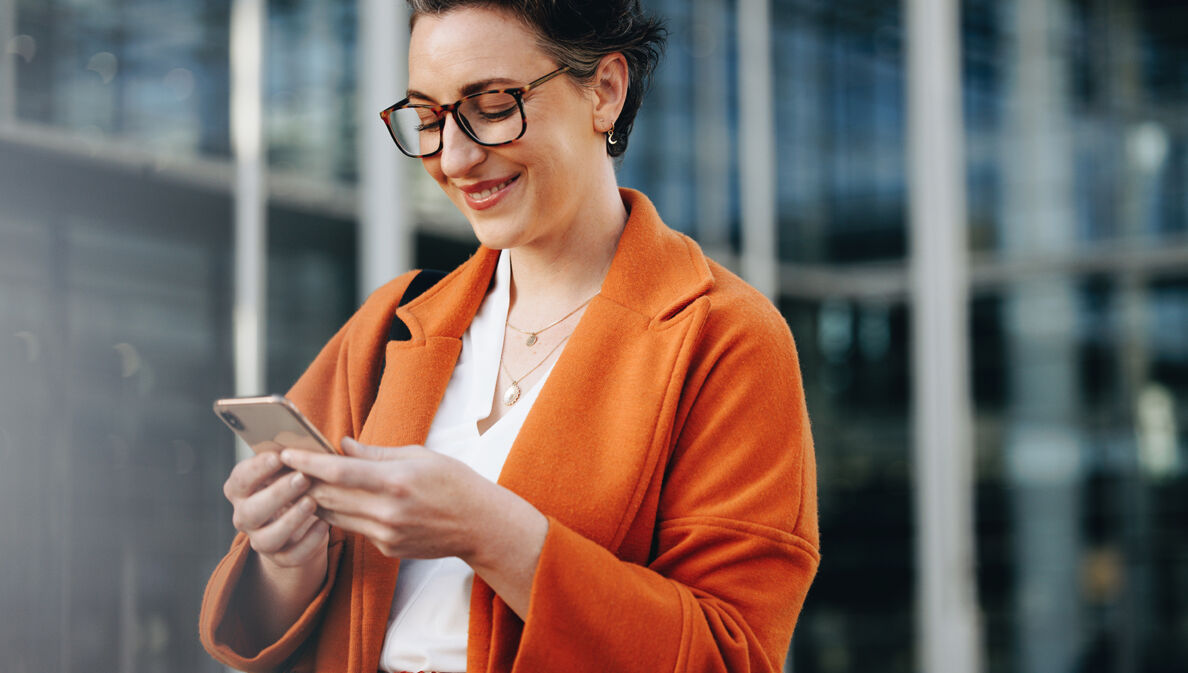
[
  {"left": 478, "top": 108, "right": 516, "bottom": 122},
  {"left": 416, "top": 119, "right": 444, "bottom": 134}
]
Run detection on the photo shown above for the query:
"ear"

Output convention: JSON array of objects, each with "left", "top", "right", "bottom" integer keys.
[{"left": 590, "top": 53, "right": 629, "bottom": 134}]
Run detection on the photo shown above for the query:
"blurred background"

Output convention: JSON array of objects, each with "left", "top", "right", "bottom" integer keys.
[{"left": 1, "top": 0, "right": 1186, "bottom": 672}]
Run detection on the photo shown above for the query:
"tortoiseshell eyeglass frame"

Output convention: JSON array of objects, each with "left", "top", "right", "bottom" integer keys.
[{"left": 380, "top": 65, "right": 571, "bottom": 158}]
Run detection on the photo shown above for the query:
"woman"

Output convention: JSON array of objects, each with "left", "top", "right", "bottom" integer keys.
[{"left": 200, "top": 2, "right": 819, "bottom": 672}]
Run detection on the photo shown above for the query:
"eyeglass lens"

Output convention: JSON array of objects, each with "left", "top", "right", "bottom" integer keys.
[{"left": 388, "top": 92, "right": 524, "bottom": 156}]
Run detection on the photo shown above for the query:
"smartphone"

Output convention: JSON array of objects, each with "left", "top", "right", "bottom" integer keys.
[{"left": 213, "top": 395, "right": 336, "bottom": 455}]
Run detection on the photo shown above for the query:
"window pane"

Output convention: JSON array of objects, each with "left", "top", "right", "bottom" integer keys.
[
  {"left": 625, "top": 0, "right": 736, "bottom": 245},
  {"left": 14, "top": 0, "right": 232, "bottom": 158},
  {"left": 267, "top": 0, "right": 359, "bottom": 183},
  {"left": 781, "top": 296, "right": 914, "bottom": 673},
  {"left": 774, "top": 0, "right": 907, "bottom": 265}
]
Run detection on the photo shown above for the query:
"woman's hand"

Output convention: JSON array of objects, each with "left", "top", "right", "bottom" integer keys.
[
  {"left": 222, "top": 451, "right": 332, "bottom": 647},
  {"left": 278, "top": 438, "right": 504, "bottom": 560},
  {"left": 224, "top": 451, "right": 330, "bottom": 569},
  {"left": 280, "top": 438, "right": 548, "bottom": 618}
]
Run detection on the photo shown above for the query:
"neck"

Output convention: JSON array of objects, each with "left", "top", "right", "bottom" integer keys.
[{"left": 506, "top": 183, "right": 627, "bottom": 318}]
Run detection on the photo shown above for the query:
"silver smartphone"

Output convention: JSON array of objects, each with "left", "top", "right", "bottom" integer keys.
[{"left": 212, "top": 395, "right": 336, "bottom": 454}]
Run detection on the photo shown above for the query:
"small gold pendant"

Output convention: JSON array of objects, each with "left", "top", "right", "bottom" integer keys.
[
  {"left": 503, "top": 381, "right": 522, "bottom": 406},
  {"left": 525, "top": 334, "right": 538, "bottom": 347}
]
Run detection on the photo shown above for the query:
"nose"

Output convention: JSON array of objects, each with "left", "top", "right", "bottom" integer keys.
[{"left": 437, "top": 112, "right": 485, "bottom": 178}]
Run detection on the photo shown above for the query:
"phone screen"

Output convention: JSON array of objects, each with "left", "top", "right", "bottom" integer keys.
[{"left": 213, "top": 395, "right": 336, "bottom": 454}]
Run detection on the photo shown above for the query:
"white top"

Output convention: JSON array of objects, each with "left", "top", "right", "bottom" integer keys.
[{"left": 379, "top": 251, "right": 555, "bottom": 673}]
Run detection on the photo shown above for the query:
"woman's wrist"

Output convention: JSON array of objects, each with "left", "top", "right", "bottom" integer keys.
[
  {"left": 465, "top": 485, "right": 546, "bottom": 568},
  {"left": 255, "top": 545, "right": 328, "bottom": 586},
  {"left": 242, "top": 542, "right": 330, "bottom": 646},
  {"left": 462, "top": 485, "right": 549, "bottom": 619}
]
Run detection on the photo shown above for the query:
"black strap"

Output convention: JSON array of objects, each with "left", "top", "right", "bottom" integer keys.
[
  {"left": 374, "top": 269, "right": 447, "bottom": 396},
  {"left": 388, "top": 269, "right": 447, "bottom": 341}
]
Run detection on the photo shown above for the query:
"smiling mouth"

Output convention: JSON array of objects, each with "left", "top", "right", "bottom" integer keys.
[{"left": 467, "top": 175, "right": 519, "bottom": 203}]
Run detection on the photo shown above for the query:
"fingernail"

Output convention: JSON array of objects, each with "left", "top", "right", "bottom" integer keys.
[
  {"left": 290, "top": 472, "right": 306, "bottom": 488},
  {"left": 279, "top": 449, "right": 293, "bottom": 463},
  {"left": 300, "top": 496, "right": 315, "bottom": 512},
  {"left": 264, "top": 452, "right": 280, "bottom": 468}
]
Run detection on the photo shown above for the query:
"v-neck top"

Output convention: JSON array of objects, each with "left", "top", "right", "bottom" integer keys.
[{"left": 378, "top": 251, "right": 556, "bottom": 673}]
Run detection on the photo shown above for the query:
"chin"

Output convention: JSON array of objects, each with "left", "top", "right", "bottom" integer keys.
[{"left": 466, "top": 216, "right": 526, "bottom": 252}]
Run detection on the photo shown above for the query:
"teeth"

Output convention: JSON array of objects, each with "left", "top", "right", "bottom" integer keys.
[{"left": 472, "top": 177, "right": 514, "bottom": 201}]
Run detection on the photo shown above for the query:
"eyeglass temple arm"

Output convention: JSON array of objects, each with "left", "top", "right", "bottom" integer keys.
[{"left": 520, "top": 66, "right": 569, "bottom": 95}]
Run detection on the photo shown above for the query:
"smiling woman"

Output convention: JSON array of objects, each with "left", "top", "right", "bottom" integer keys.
[{"left": 198, "top": 2, "right": 819, "bottom": 673}]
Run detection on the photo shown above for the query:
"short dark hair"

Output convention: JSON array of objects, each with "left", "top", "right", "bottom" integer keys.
[{"left": 407, "top": 0, "right": 666, "bottom": 158}]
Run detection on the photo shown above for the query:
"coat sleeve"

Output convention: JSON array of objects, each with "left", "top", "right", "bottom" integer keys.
[
  {"left": 512, "top": 302, "right": 820, "bottom": 673},
  {"left": 198, "top": 271, "right": 418, "bottom": 671},
  {"left": 197, "top": 314, "right": 361, "bottom": 672}
]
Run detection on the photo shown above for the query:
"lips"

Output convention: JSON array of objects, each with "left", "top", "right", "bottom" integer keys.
[{"left": 459, "top": 174, "right": 520, "bottom": 210}]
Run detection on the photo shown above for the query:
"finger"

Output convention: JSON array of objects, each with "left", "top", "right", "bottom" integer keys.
[
  {"left": 224, "top": 452, "right": 285, "bottom": 501},
  {"left": 341, "top": 437, "right": 424, "bottom": 462},
  {"left": 317, "top": 509, "right": 398, "bottom": 549},
  {"left": 270, "top": 520, "right": 331, "bottom": 568},
  {"left": 280, "top": 450, "right": 388, "bottom": 491},
  {"left": 276, "top": 501, "right": 321, "bottom": 546},
  {"left": 248, "top": 495, "right": 318, "bottom": 554},
  {"left": 291, "top": 504, "right": 321, "bottom": 539},
  {"left": 340, "top": 437, "right": 385, "bottom": 460},
  {"left": 307, "top": 481, "right": 399, "bottom": 521},
  {"left": 234, "top": 471, "right": 312, "bottom": 532}
]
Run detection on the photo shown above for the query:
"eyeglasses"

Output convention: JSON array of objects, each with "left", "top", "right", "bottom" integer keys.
[{"left": 380, "top": 66, "right": 570, "bottom": 158}]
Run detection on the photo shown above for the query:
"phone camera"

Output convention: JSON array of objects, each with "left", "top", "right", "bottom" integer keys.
[{"left": 220, "top": 411, "right": 245, "bottom": 431}]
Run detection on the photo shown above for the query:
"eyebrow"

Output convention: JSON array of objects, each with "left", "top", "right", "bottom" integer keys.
[{"left": 406, "top": 77, "right": 522, "bottom": 102}]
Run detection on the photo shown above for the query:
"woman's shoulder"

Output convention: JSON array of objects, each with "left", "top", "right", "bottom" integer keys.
[
  {"left": 361, "top": 269, "right": 425, "bottom": 310},
  {"left": 695, "top": 258, "right": 798, "bottom": 357},
  {"left": 343, "top": 270, "right": 425, "bottom": 334}
]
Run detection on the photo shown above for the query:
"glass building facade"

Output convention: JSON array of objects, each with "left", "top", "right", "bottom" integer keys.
[{"left": 1, "top": 1, "right": 1185, "bottom": 671}]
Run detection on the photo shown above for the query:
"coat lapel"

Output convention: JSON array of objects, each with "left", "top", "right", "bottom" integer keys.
[
  {"left": 496, "top": 295, "right": 704, "bottom": 547},
  {"left": 496, "top": 188, "right": 714, "bottom": 549},
  {"left": 357, "top": 246, "right": 499, "bottom": 446},
  {"left": 349, "top": 248, "right": 498, "bottom": 673}
]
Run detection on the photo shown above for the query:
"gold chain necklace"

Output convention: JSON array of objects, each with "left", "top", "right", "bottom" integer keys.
[
  {"left": 499, "top": 334, "right": 572, "bottom": 406},
  {"left": 506, "top": 294, "right": 597, "bottom": 346}
]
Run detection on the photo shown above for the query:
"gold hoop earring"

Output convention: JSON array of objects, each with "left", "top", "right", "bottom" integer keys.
[{"left": 607, "top": 128, "right": 618, "bottom": 146}]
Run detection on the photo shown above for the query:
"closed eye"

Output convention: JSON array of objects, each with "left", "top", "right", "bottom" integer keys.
[
  {"left": 415, "top": 118, "right": 444, "bottom": 134},
  {"left": 477, "top": 107, "right": 517, "bottom": 122}
]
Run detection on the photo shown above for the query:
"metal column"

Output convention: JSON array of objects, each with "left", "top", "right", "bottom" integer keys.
[
  {"left": 231, "top": 0, "right": 267, "bottom": 459},
  {"left": 906, "top": 1, "right": 982, "bottom": 673},
  {"left": 1, "top": 0, "right": 16, "bottom": 125},
  {"left": 737, "top": 0, "right": 778, "bottom": 299},
  {"left": 692, "top": 0, "right": 732, "bottom": 264},
  {"left": 358, "top": 0, "right": 412, "bottom": 299}
]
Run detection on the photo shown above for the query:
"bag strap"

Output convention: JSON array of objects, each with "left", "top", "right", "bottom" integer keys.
[
  {"left": 361, "top": 270, "right": 447, "bottom": 440},
  {"left": 388, "top": 269, "right": 448, "bottom": 342},
  {"left": 375, "top": 269, "right": 447, "bottom": 392}
]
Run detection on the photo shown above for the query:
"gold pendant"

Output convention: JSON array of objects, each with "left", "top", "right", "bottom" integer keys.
[
  {"left": 503, "top": 381, "right": 522, "bottom": 406},
  {"left": 525, "top": 334, "right": 538, "bottom": 347}
]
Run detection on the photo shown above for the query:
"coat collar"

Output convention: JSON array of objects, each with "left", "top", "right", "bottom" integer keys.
[{"left": 396, "top": 188, "right": 714, "bottom": 340}]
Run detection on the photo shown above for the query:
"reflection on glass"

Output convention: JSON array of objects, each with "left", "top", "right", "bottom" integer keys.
[
  {"left": 13, "top": 0, "right": 232, "bottom": 158},
  {"left": 266, "top": 0, "right": 358, "bottom": 182}
]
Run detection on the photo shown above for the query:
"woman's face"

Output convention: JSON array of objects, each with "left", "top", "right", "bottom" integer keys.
[{"left": 407, "top": 7, "right": 606, "bottom": 251}]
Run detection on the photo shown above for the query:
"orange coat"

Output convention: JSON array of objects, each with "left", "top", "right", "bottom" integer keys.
[{"left": 199, "top": 189, "right": 820, "bottom": 673}]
